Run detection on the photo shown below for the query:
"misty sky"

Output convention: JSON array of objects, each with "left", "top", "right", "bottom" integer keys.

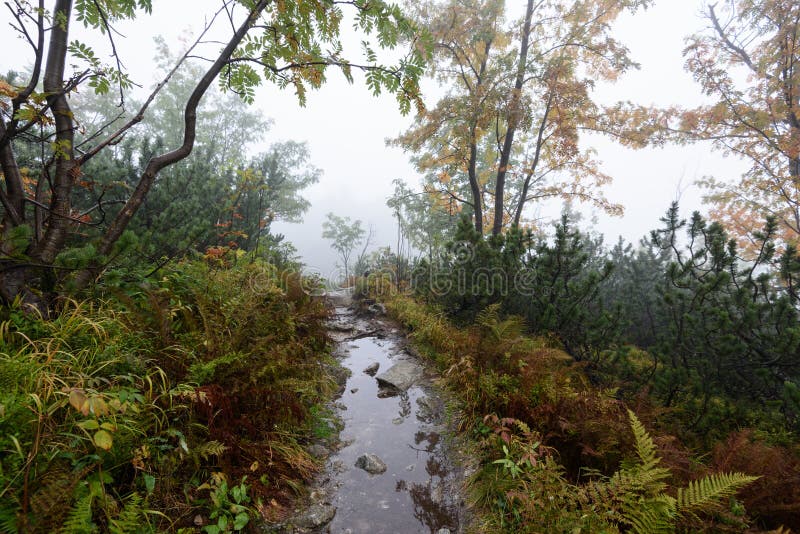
[{"left": 0, "top": 1, "right": 747, "bottom": 276}]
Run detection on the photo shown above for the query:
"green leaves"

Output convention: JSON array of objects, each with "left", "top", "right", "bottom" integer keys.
[
  {"left": 67, "top": 40, "right": 134, "bottom": 95},
  {"left": 68, "top": 40, "right": 100, "bottom": 68},
  {"left": 322, "top": 212, "right": 367, "bottom": 280},
  {"left": 74, "top": 0, "right": 152, "bottom": 28},
  {"left": 201, "top": 476, "right": 253, "bottom": 533},
  {"left": 221, "top": 0, "right": 427, "bottom": 113}
]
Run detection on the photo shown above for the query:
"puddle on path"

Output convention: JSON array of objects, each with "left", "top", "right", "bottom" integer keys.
[{"left": 320, "top": 306, "right": 461, "bottom": 534}]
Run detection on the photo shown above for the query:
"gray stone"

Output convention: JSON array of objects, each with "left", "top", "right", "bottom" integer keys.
[
  {"left": 363, "top": 362, "right": 380, "bottom": 376},
  {"left": 392, "top": 417, "right": 404, "bottom": 425},
  {"left": 375, "top": 360, "right": 424, "bottom": 391},
  {"left": 416, "top": 396, "right": 438, "bottom": 422},
  {"left": 417, "top": 396, "right": 435, "bottom": 411},
  {"left": 368, "top": 303, "right": 387, "bottom": 315},
  {"left": 431, "top": 482, "right": 444, "bottom": 504},
  {"left": 293, "top": 503, "right": 336, "bottom": 530},
  {"left": 307, "top": 444, "right": 329, "bottom": 459},
  {"left": 435, "top": 529, "right": 452, "bottom": 534},
  {"left": 329, "top": 321, "right": 354, "bottom": 332},
  {"left": 350, "top": 387, "right": 359, "bottom": 394},
  {"left": 355, "top": 453, "right": 387, "bottom": 474}
]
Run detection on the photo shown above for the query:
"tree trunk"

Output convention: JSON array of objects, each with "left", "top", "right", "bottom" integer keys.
[
  {"left": 513, "top": 91, "right": 553, "bottom": 227},
  {"left": 34, "top": 0, "right": 76, "bottom": 264},
  {"left": 467, "top": 138, "right": 484, "bottom": 235},
  {"left": 492, "top": 0, "right": 534, "bottom": 236},
  {"left": 0, "top": 120, "right": 25, "bottom": 228},
  {"left": 467, "top": 39, "right": 495, "bottom": 235}
]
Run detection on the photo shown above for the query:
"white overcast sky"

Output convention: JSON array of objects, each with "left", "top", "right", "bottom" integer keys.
[{"left": 0, "top": 1, "right": 746, "bottom": 275}]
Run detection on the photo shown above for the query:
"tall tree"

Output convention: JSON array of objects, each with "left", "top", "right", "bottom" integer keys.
[
  {"left": 392, "top": 0, "right": 649, "bottom": 236},
  {"left": 322, "top": 212, "right": 366, "bottom": 282},
  {"left": 0, "top": 0, "right": 427, "bottom": 308},
  {"left": 667, "top": 1, "right": 800, "bottom": 248},
  {"left": 387, "top": 178, "right": 458, "bottom": 259}
]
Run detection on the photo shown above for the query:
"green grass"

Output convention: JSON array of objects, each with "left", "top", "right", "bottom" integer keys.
[{"left": 0, "top": 259, "right": 337, "bottom": 532}]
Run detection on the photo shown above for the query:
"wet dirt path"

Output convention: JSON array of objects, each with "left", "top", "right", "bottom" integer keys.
[{"left": 311, "top": 298, "right": 466, "bottom": 534}]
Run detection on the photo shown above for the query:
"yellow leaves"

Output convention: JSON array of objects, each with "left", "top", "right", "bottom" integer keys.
[
  {"left": 69, "top": 388, "right": 89, "bottom": 414},
  {"left": 67, "top": 387, "right": 121, "bottom": 451},
  {"left": 69, "top": 389, "right": 109, "bottom": 417},
  {"left": 0, "top": 80, "right": 17, "bottom": 111},
  {"left": 0, "top": 80, "right": 17, "bottom": 99},
  {"left": 93, "top": 429, "right": 114, "bottom": 450}
]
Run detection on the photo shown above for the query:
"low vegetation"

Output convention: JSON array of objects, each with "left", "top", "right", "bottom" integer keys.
[
  {"left": 382, "top": 290, "right": 795, "bottom": 532},
  {"left": 0, "top": 258, "right": 333, "bottom": 532}
]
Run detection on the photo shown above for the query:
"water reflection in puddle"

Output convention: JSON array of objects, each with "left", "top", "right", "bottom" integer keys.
[{"left": 323, "top": 310, "right": 459, "bottom": 534}]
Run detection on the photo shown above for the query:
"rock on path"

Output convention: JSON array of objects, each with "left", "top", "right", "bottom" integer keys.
[
  {"left": 375, "top": 360, "right": 424, "bottom": 391},
  {"left": 354, "top": 453, "right": 387, "bottom": 474},
  {"left": 292, "top": 503, "right": 336, "bottom": 530},
  {"left": 363, "top": 362, "right": 380, "bottom": 376}
]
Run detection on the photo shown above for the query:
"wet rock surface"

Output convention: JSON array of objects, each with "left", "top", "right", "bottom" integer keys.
[
  {"left": 307, "top": 444, "right": 329, "bottom": 459},
  {"left": 292, "top": 503, "right": 336, "bottom": 530},
  {"left": 367, "top": 303, "right": 387, "bottom": 316},
  {"left": 354, "top": 453, "right": 387, "bottom": 474},
  {"left": 292, "top": 293, "right": 466, "bottom": 533},
  {"left": 375, "top": 360, "right": 424, "bottom": 392}
]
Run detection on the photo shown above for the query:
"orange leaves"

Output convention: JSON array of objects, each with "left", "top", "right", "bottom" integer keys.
[
  {"left": 204, "top": 246, "right": 228, "bottom": 260},
  {"left": 0, "top": 80, "right": 18, "bottom": 111},
  {"left": 680, "top": 0, "right": 800, "bottom": 246},
  {"left": 0, "top": 79, "right": 17, "bottom": 97},
  {"left": 394, "top": 0, "right": 655, "bottom": 233}
]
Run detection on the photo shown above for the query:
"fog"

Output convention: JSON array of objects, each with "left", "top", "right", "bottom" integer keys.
[{"left": 0, "top": 1, "right": 747, "bottom": 276}]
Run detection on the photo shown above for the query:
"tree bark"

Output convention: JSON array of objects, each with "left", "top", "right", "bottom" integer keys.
[
  {"left": 34, "top": 0, "right": 76, "bottom": 264},
  {"left": 74, "top": 0, "right": 270, "bottom": 288},
  {"left": 467, "top": 39, "right": 494, "bottom": 235},
  {"left": 0, "top": 120, "right": 25, "bottom": 227},
  {"left": 492, "top": 0, "right": 534, "bottom": 236},
  {"left": 513, "top": 90, "right": 553, "bottom": 227},
  {"left": 467, "top": 136, "right": 484, "bottom": 235}
]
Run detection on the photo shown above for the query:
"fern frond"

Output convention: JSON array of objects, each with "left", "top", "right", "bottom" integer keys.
[
  {"left": 627, "top": 409, "right": 660, "bottom": 470},
  {"left": 109, "top": 492, "right": 144, "bottom": 534},
  {"left": 624, "top": 494, "right": 675, "bottom": 534},
  {"left": 194, "top": 440, "right": 228, "bottom": 461},
  {"left": 610, "top": 467, "right": 671, "bottom": 495},
  {"left": 676, "top": 472, "right": 758, "bottom": 517},
  {"left": 30, "top": 464, "right": 90, "bottom": 529},
  {"left": 475, "top": 304, "right": 501, "bottom": 330},
  {"left": 60, "top": 494, "right": 95, "bottom": 534},
  {"left": 0, "top": 502, "right": 18, "bottom": 534}
]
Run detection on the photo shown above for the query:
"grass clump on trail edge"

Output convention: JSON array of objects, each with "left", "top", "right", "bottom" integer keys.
[
  {"left": 0, "top": 258, "right": 333, "bottom": 533},
  {"left": 383, "top": 292, "right": 773, "bottom": 533}
]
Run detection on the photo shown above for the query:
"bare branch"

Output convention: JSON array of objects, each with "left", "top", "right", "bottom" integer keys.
[{"left": 77, "top": 4, "right": 228, "bottom": 166}]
